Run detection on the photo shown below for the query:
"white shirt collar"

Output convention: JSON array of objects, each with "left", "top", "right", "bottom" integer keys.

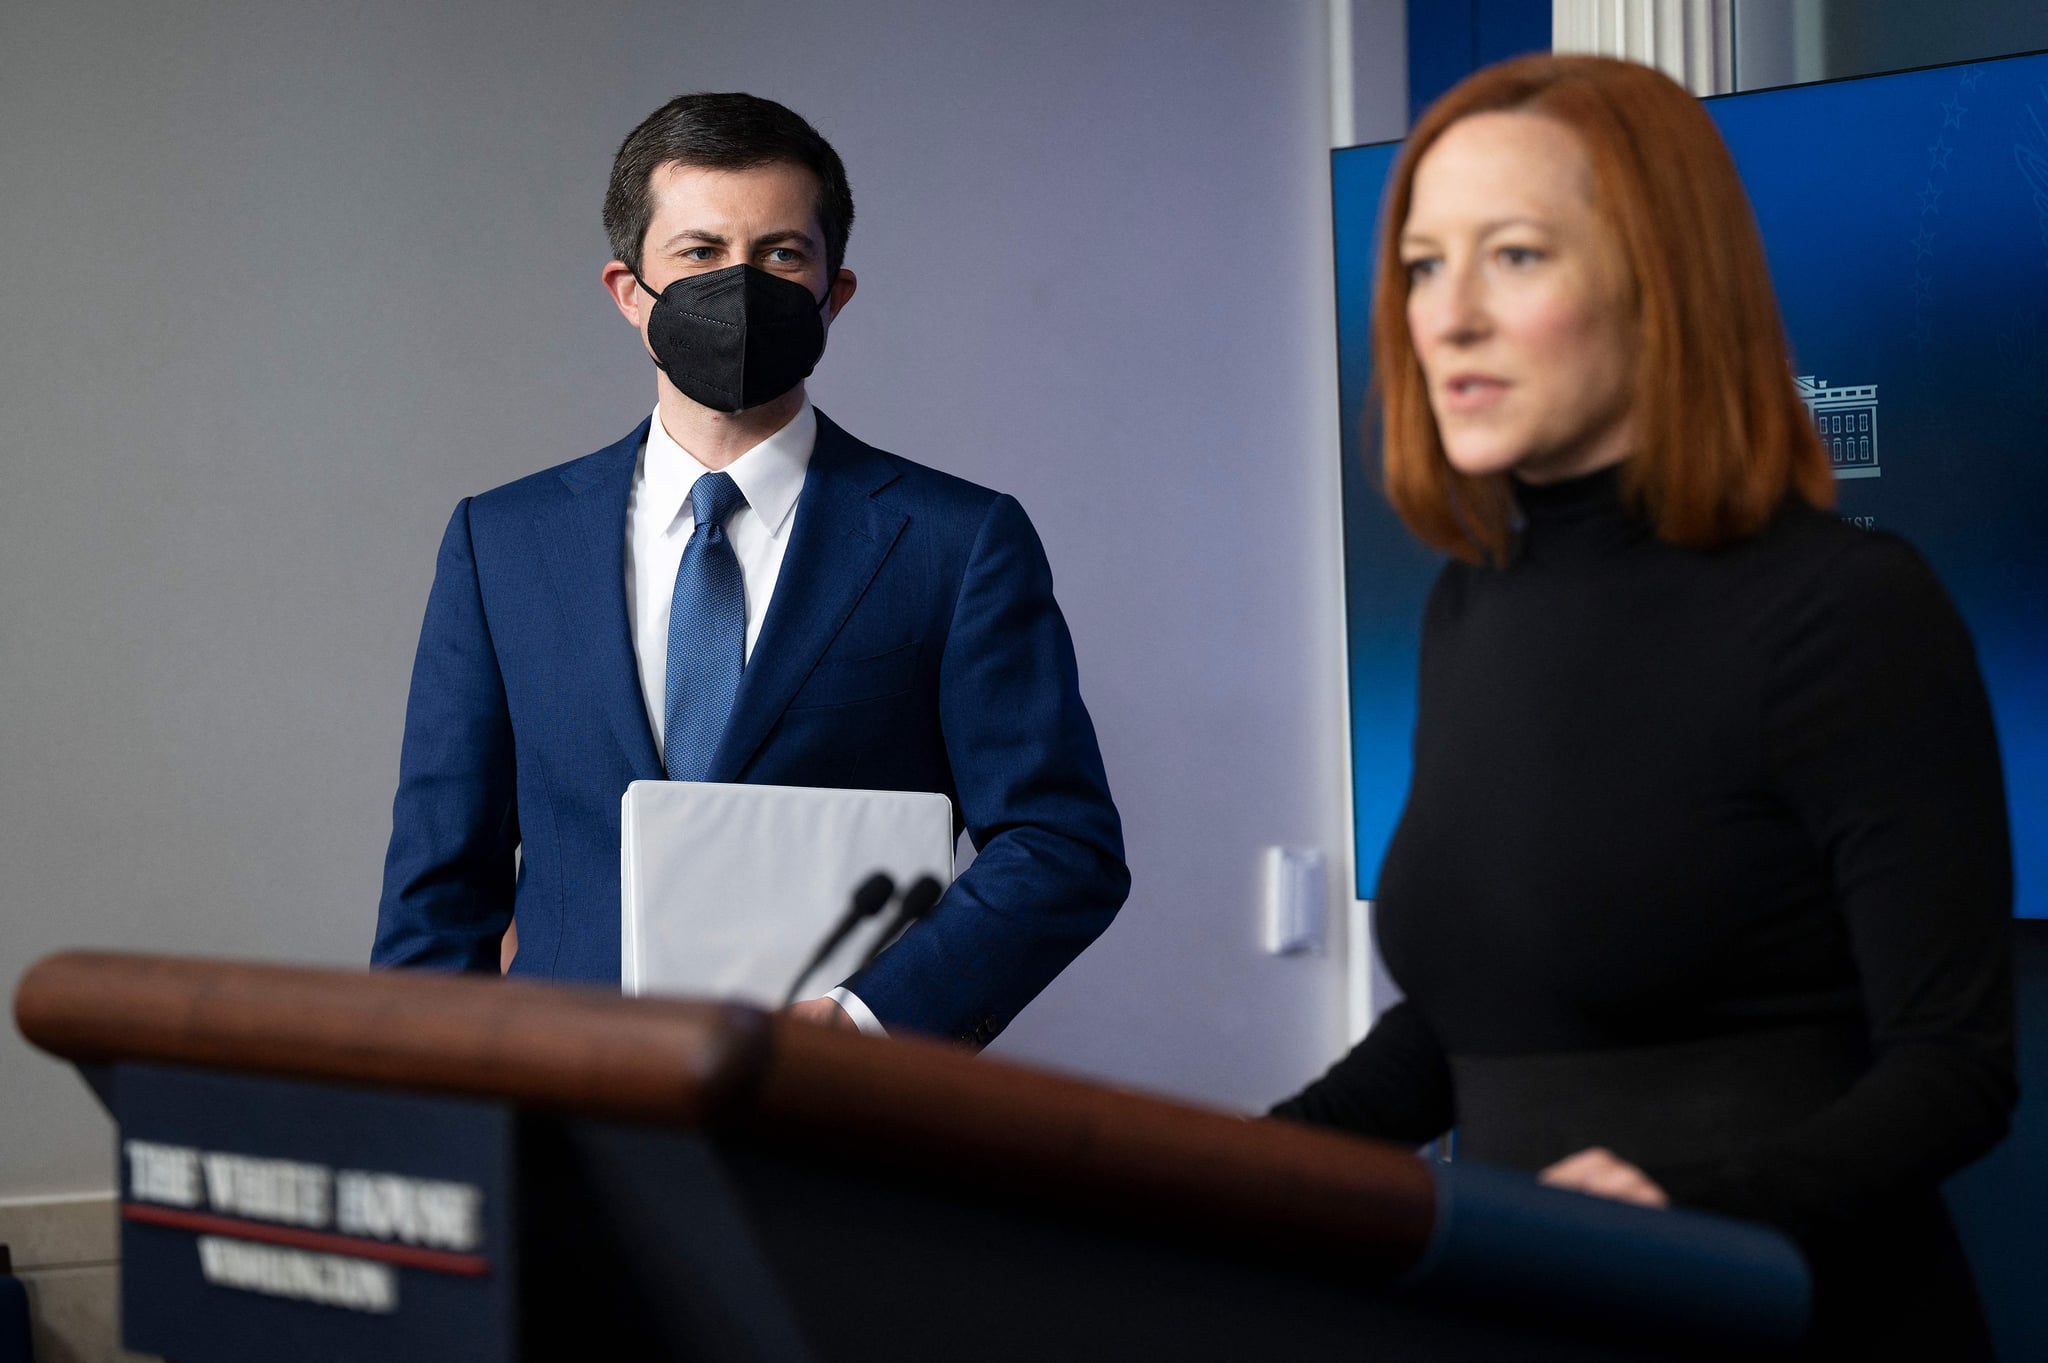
[{"left": 642, "top": 399, "right": 815, "bottom": 539}]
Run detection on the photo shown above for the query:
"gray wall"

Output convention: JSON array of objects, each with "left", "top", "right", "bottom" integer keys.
[
  {"left": 0, "top": 1, "right": 1408, "bottom": 1195},
  {"left": 1815, "top": 0, "right": 2048, "bottom": 80},
  {"left": 1735, "top": 0, "right": 2048, "bottom": 89}
]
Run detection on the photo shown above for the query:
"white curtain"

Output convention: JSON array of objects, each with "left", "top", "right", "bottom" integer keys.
[{"left": 1553, "top": 0, "right": 1735, "bottom": 95}]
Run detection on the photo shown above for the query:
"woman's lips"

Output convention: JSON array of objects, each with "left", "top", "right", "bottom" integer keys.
[{"left": 1440, "top": 374, "right": 1510, "bottom": 415}]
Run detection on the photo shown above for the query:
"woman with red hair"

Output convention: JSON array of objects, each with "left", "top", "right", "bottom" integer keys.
[{"left": 1273, "top": 55, "right": 2012, "bottom": 1358}]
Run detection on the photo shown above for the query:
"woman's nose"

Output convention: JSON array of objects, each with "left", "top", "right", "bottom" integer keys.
[{"left": 1415, "top": 264, "right": 1489, "bottom": 349}]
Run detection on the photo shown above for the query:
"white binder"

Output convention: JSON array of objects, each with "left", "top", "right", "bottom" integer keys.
[{"left": 620, "top": 780, "right": 955, "bottom": 1006}]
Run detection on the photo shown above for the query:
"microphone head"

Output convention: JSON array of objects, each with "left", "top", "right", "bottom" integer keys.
[
  {"left": 853, "top": 872, "right": 896, "bottom": 918},
  {"left": 900, "top": 875, "right": 945, "bottom": 920}
]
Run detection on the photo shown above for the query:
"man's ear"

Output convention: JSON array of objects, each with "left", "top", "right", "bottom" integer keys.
[
  {"left": 824, "top": 268, "right": 857, "bottom": 324},
  {"left": 600, "top": 260, "right": 646, "bottom": 325}
]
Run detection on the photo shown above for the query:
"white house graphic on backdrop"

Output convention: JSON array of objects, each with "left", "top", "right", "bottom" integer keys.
[{"left": 1798, "top": 376, "right": 1881, "bottom": 480}]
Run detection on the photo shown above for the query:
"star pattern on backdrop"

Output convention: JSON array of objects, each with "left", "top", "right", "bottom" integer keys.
[{"left": 1907, "top": 76, "right": 1970, "bottom": 351}]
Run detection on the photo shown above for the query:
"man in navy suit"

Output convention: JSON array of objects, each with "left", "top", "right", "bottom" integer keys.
[{"left": 372, "top": 94, "right": 1127, "bottom": 1045}]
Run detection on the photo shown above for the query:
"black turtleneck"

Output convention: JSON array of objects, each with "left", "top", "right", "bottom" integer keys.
[{"left": 1276, "top": 468, "right": 2013, "bottom": 1253}]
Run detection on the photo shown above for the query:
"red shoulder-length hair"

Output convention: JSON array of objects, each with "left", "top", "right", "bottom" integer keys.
[{"left": 1373, "top": 54, "right": 1833, "bottom": 563}]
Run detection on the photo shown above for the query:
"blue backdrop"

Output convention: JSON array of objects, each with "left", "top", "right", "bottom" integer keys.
[{"left": 1335, "top": 49, "right": 2048, "bottom": 917}]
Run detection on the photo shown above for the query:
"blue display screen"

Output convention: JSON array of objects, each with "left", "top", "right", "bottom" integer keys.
[{"left": 1334, "top": 50, "right": 2048, "bottom": 916}]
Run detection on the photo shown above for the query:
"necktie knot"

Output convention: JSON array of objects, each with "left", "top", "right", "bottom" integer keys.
[{"left": 690, "top": 471, "right": 747, "bottom": 532}]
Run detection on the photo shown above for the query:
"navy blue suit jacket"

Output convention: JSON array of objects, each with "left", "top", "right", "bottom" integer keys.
[{"left": 372, "top": 411, "right": 1128, "bottom": 1044}]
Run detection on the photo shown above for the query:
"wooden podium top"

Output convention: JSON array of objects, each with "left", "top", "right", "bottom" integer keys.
[{"left": 16, "top": 951, "right": 1436, "bottom": 1279}]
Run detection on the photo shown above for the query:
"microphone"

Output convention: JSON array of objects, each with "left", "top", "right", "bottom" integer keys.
[
  {"left": 783, "top": 873, "right": 895, "bottom": 1007},
  {"left": 853, "top": 875, "right": 945, "bottom": 975}
]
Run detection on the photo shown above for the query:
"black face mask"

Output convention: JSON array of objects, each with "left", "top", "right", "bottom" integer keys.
[{"left": 633, "top": 264, "right": 832, "bottom": 413}]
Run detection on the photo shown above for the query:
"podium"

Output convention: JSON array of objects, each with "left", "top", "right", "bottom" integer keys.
[{"left": 15, "top": 952, "right": 1809, "bottom": 1361}]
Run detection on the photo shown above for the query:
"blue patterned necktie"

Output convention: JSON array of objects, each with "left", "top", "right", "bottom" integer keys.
[{"left": 663, "top": 471, "right": 749, "bottom": 781}]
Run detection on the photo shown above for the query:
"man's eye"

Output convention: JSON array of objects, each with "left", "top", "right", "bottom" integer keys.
[
  {"left": 766, "top": 247, "right": 800, "bottom": 264},
  {"left": 681, "top": 246, "right": 717, "bottom": 262}
]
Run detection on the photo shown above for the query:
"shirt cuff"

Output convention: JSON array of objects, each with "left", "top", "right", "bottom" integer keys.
[{"left": 824, "top": 986, "right": 888, "bottom": 1038}]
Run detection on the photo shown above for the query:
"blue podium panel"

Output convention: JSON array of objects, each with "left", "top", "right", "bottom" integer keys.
[{"left": 114, "top": 1063, "right": 515, "bottom": 1363}]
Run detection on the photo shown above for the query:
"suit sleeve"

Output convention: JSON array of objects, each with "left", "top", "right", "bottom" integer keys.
[
  {"left": 847, "top": 494, "right": 1129, "bottom": 1043},
  {"left": 371, "top": 498, "right": 520, "bottom": 971},
  {"left": 1647, "top": 536, "right": 2015, "bottom": 1240}
]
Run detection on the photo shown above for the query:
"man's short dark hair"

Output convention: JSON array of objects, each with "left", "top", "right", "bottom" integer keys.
[{"left": 603, "top": 92, "right": 855, "bottom": 280}]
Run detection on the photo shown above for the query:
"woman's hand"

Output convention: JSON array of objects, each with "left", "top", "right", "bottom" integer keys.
[{"left": 1538, "top": 1146, "right": 1669, "bottom": 1208}]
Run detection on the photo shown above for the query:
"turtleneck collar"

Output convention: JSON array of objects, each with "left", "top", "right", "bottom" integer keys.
[{"left": 1509, "top": 464, "right": 1647, "bottom": 561}]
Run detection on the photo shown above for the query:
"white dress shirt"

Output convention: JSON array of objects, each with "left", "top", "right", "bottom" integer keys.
[{"left": 623, "top": 401, "right": 886, "bottom": 1037}]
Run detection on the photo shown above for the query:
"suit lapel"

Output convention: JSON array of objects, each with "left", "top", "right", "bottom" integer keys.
[
  {"left": 712, "top": 411, "right": 907, "bottom": 781},
  {"left": 534, "top": 418, "right": 665, "bottom": 781}
]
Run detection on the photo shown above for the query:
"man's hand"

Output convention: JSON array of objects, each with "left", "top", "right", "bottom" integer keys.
[
  {"left": 786, "top": 996, "right": 860, "bottom": 1031},
  {"left": 1539, "top": 1147, "right": 1670, "bottom": 1208}
]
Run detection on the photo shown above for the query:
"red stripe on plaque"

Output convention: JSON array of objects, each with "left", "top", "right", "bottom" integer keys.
[{"left": 122, "top": 1203, "right": 492, "bottom": 1277}]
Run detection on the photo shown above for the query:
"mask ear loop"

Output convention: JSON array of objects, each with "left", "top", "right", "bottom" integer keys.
[{"left": 629, "top": 270, "right": 673, "bottom": 379}]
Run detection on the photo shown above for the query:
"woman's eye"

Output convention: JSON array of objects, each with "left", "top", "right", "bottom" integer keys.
[
  {"left": 1402, "top": 257, "right": 1439, "bottom": 283},
  {"left": 1498, "top": 245, "right": 1544, "bottom": 268}
]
